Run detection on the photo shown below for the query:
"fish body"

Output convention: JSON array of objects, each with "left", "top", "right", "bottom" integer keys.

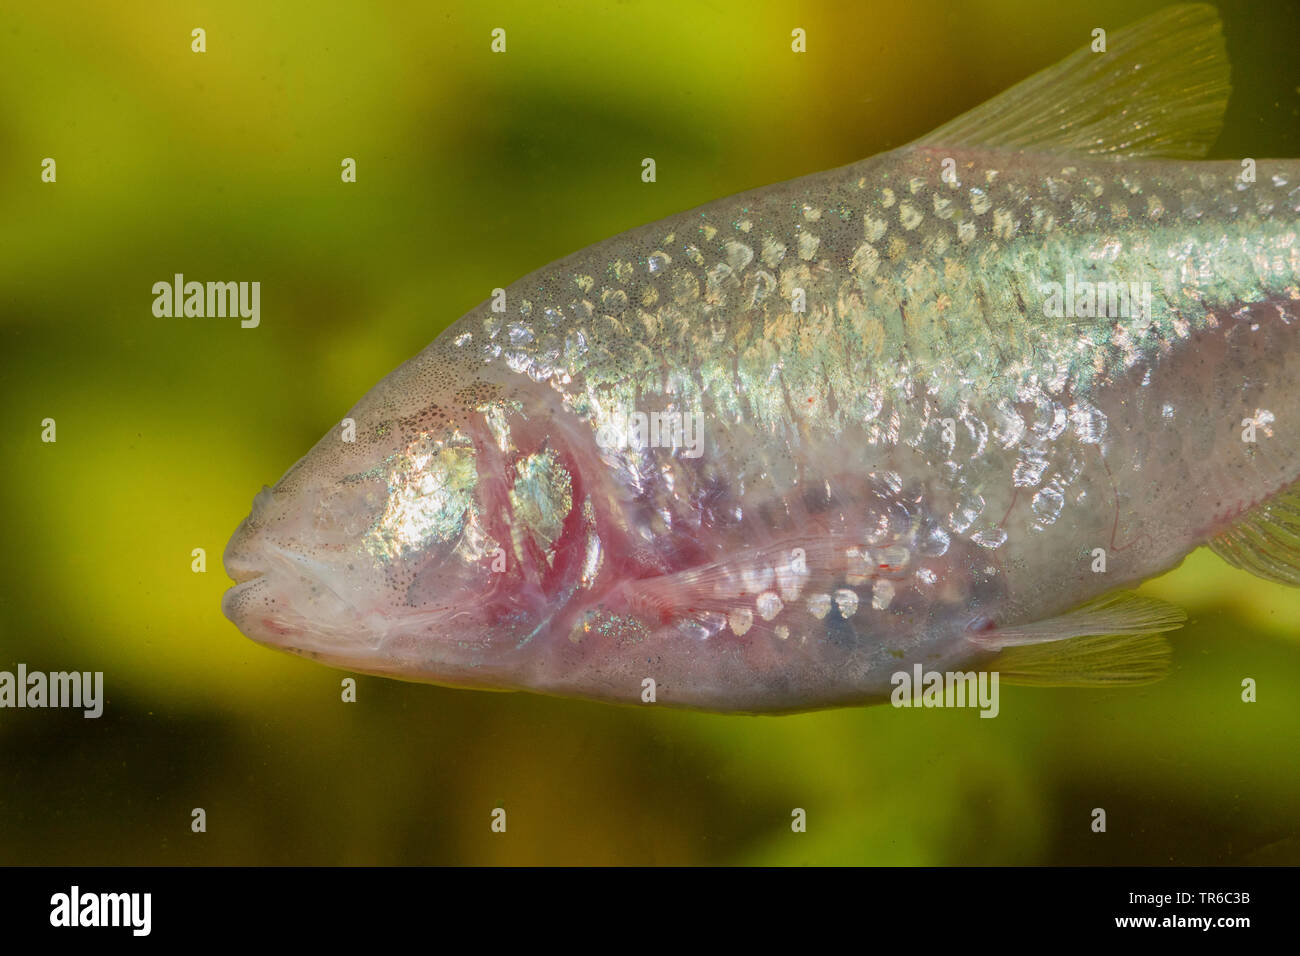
[{"left": 223, "top": 5, "right": 1300, "bottom": 712}]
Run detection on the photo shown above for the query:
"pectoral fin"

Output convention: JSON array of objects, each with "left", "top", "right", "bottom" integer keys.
[{"left": 994, "top": 634, "right": 1173, "bottom": 688}]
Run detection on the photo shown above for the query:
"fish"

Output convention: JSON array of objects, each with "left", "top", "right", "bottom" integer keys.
[{"left": 222, "top": 4, "right": 1300, "bottom": 713}]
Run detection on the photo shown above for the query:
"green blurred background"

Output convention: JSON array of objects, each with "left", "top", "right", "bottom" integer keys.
[{"left": 2, "top": 0, "right": 1299, "bottom": 865}]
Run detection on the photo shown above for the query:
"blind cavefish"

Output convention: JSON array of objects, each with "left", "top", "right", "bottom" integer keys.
[{"left": 223, "top": 5, "right": 1300, "bottom": 713}]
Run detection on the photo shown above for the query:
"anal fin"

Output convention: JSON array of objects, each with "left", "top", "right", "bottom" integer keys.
[{"left": 1210, "top": 481, "right": 1300, "bottom": 586}]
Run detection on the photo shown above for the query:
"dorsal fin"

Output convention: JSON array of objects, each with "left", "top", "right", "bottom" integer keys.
[{"left": 913, "top": 3, "right": 1230, "bottom": 159}]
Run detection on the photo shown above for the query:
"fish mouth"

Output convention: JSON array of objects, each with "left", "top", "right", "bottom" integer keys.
[
  {"left": 220, "top": 525, "right": 273, "bottom": 626},
  {"left": 220, "top": 536, "right": 375, "bottom": 652},
  {"left": 220, "top": 565, "right": 269, "bottom": 626},
  {"left": 226, "top": 565, "right": 266, "bottom": 585},
  {"left": 222, "top": 549, "right": 268, "bottom": 603}
]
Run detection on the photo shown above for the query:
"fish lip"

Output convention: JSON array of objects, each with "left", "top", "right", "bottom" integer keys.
[
  {"left": 221, "top": 537, "right": 270, "bottom": 624},
  {"left": 226, "top": 566, "right": 266, "bottom": 586},
  {"left": 220, "top": 571, "right": 268, "bottom": 626},
  {"left": 222, "top": 513, "right": 268, "bottom": 585}
]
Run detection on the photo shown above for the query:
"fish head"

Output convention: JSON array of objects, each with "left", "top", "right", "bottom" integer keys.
[{"left": 221, "top": 353, "right": 587, "bottom": 690}]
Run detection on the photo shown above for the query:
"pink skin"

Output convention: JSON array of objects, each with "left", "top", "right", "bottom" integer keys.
[
  {"left": 222, "top": 357, "right": 1005, "bottom": 712},
  {"left": 222, "top": 139, "right": 1300, "bottom": 712},
  {"left": 223, "top": 289, "right": 1300, "bottom": 713}
]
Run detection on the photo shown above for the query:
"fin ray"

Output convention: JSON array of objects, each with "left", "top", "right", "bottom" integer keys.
[
  {"left": 972, "top": 591, "right": 1187, "bottom": 649},
  {"left": 997, "top": 633, "right": 1172, "bottom": 687},
  {"left": 1210, "top": 480, "right": 1300, "bottom": 585},
  {"left": 913, "top": 3, "right": 1229, "bottom": 159}
]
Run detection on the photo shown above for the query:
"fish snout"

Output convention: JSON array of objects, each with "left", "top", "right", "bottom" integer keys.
[
  {"left": 222, "top": 483, "right": 286, "bottom": 586},
  {"left": 221, "top": 484, "right": 283, "bottom": 594},
  {"left": 223, "top": 521, "right": 266, "bottom": 585}
]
